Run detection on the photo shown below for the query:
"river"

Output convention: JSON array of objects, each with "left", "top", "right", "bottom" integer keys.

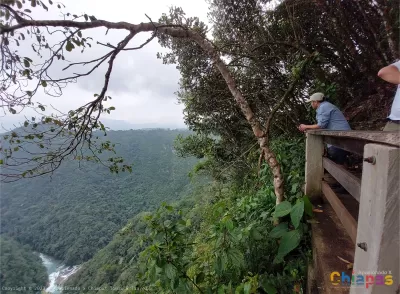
[{"left": 38, "top": 253, "right": 80, "bottom": 294}]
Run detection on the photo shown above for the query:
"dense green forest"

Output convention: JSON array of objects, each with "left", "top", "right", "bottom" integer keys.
[
  {"left": 0, "top": 236, "right": 48, "bottom": 292},
  {"left": 64, "top": 137, "right": 311, "bottom": 293},
  {"left": 0, "top": 129, "right": 198, "bottom": 265}
]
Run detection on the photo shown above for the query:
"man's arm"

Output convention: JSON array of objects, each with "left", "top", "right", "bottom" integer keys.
[
  {"left": 298, "top": 124, "right": 320, "bottom": 132},
  {"left": 378, "top": 64, "right": 400, "bottom": 85}
]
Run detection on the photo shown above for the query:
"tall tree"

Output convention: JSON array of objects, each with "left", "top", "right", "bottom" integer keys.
[
  {"left": 0, "top": 0, "right": 293, "bottom": 204},
  {"left": 0, "top": 0, "right": 397, "bottom": 201}
]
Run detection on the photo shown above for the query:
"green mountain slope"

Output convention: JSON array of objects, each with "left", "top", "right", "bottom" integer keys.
[
  {"left": 0, "top": 236, "right": 48, "bottom": 292},
  {"left": 0, "top": 129, "right": 197, "bottom": 265},
  {"left": 63, "top": 138, "right": 310, "bottom": 294}
]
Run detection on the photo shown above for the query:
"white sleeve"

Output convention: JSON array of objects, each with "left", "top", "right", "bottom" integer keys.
[{"left": 391, "top": 60, "right": 400, "bottom": 71}]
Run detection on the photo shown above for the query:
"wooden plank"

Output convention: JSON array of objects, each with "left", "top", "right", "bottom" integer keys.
[
  {"left": 321, "top": 181, "right": 357, "bottom": 244},
  {"left": 323, "top": 136, "right": 365, "bottom": 156},
  {"left": 307, "top": 130, "right": 400, "bottom": 147},
  {"left": 323, "top": 157, "right": 361, "bottom": 202},
  {"left": 351, "top": 144, "right": 400, "bottom": 294},
  {"left": 305, "top": 133, "right": 324, "bottom": 202}
]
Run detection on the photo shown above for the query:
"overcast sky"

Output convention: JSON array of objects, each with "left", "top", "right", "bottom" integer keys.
[{"left": 1, "top": 0, "right": 210, "bottom": 130}]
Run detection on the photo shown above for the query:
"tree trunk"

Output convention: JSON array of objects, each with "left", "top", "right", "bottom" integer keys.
[
  {"left": 186, "top": 31, "right": 285, "bottom": 204},
  {"left": 259, "top": 138, "right": 284, "bottom": 205},
  {"left": 0, "top": 9, "right": 286, "bottom": 204},
  {"left": 376, "top": 4, "right": 398, "bottom": 60}
]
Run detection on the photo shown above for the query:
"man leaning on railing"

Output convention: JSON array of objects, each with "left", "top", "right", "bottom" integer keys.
[
  {"left": 298, "top": 92, "right": 351, "bottom": 165},
  {"left": 377, "top": 60, "right": 400, "bottom": 132}
]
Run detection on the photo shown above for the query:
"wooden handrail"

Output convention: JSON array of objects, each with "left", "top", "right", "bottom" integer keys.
[
  {"left": 321, "top": 181, "right": 357, "bottom": 244},
  {"left": 322, "top": 158, "right": 361, "bottom": 202},
  {"left": 306, "top": 130, "right": 400, "bottom": 147},
  {"left": 305, "top": 132, "right": 400, "bottom": 294},
  {"left": 323, "top": 136, "right": 365, "bottom": 155}
]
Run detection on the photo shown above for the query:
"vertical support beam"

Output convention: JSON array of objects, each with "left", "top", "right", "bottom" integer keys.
[
  {"left": 351, "top": 144, "right": 399, "bottom": 294},
  {"left": 305, "top": 133, "right": 324, "bottom": 202}
]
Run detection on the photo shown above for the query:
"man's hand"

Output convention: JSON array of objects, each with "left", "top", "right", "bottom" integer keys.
[{"left": 298, "top": 124, "right": 308, "bottom": 132}]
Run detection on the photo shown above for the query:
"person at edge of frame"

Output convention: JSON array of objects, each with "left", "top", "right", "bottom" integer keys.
[{"left": 377, "top": 60, "right": 400, "bottom": 132}]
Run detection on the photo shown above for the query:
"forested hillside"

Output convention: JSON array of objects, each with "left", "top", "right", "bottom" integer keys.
[
  {"left": 64, "top": 137, "right": 310, "bottom": 293},
  {"left": 0, "top": 236, "right": 48, "bottom": 292},
  {"left": 0, "top": 129, "right": 197, "bottom": 265}
]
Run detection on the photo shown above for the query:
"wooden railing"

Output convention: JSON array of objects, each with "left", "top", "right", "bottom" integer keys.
[{"left": 304, "top": 130, "right": 399, "bottom": 294}]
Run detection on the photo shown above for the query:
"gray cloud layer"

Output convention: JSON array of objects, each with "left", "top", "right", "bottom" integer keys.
[{"left": 0, "top": 0, "right": 209, "bottom": 130}]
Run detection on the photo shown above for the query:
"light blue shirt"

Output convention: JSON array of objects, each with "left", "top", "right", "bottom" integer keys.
[
  {"left": 316, "top": 101, "right": 351, "bottom": 131},
  {"left": 388, "top": 61, "right": 400, "bottom": 120}
]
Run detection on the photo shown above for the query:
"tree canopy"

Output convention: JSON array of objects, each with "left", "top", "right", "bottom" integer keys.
[
  {"left": 0, "top": 236, "right": 48, "bottom": 292},
  {"left": 0, "top": 129, "right": 198, "bottom": 265},
  {"left": 0, "top": 0, "right": 397, "bottom": 200}
]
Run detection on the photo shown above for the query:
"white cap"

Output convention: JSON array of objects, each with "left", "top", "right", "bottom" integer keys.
[{"left": 305, "top": 92, "right": 324, "bottom": 102}]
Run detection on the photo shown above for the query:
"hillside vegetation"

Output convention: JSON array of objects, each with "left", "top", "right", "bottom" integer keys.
[
  {"left": 0, "top": 236, "right": 48, "bottom": 293},
  {"left": 64, "top": 137, "right": 311, "bottom": 293},
  {"left": 0, "top": 129, "right": 197, "bottom": 265}
]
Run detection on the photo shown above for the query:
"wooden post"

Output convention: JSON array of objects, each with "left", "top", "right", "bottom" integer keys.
[
  {"left": 305, "top": 132, "right": 324, "bottom": 202},
  {"left": 351, "top": 144, "right": 400, "bottom": 294}
]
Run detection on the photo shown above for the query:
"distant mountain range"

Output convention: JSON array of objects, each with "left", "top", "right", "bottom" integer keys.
[{"left": 0, "top": 116, "right": 187, "bottom": 133}]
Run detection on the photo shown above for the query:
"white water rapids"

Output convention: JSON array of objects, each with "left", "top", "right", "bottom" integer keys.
[{"left": 39, "top": 253, "right": 80, "bottom": 294}]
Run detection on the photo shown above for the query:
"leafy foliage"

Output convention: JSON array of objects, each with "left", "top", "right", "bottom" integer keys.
[
  {"left": 0, "top": 129, "right": 198, "bottom": 265},
  {"left": 0, "top": 236, "right": 48, "bottom": 292},
  {"left": 64, "top": 135, "right": 311, "bottom": 293}
]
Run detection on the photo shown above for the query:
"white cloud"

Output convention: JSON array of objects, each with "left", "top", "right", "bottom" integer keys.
[{"left": 0, "top": 0, "right": 210, "bottom": 130}]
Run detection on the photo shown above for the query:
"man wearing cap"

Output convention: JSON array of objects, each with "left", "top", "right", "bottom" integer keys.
[
  {"left": 377, "top": 61, "right": 400, "bottom": 131},
  {"left": 298, "top": 93, "right": 351, "bottom": 164}
]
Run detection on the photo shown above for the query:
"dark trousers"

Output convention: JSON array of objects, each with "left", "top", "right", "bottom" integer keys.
[{"left": 327, "top": 146, "right": 349, "bottom": 165}]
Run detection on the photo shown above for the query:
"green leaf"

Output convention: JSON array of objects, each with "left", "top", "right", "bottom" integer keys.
[
  {"left": 273, "top": 201, "right": 292, "bottom": 217},
  {"left": 163, "top": 220, "right": 172, "bottom": 228},
  {"left": 77, "top": 31, "right": 82, "bottom": 37},
  {"left": 303, "top": 195, "right": 313, "bottom": 217},
  {"left": 273, "top": 254, "right": 285, "bottom": 264},
  {"left": 244, "top": 283, "right": 251, "bottom": 294},
  {"left": 0, "top": 159, "right": 3, "bottom": 165},
  {"left": 261, "top": 283, "right": 277, "bottom": 294},
  {"left": 227, "top": 248, "right": 243, "bottom": 267},
  {"left": 290, "top": 200, "right": 304, "bottom": 229},
  {"left": 66, "top": 41, "right": 74, "bottom": 52},
  {"left": 278, "top": 229, "right": 302, "bottom": 257},
  {"left": 269, "top": 222, "right": 288, "bottom": 238},
  {"left": 109, "top": 106, "right": 115, "bottom": 110},
  {"left": 41, "top": 80, "right": 47, "bottom": 87},
  {"left": 251, "top": 228, "right": 263, "bottom": 240},
  {"left": 291, "top": 182, "right": 299, "bottom": 193},
  {"left": 195, "top": 272, "right": 205, "bottom": 283},
  {"left": 164, "top": 263, "right": 176, "bottom": 280},
  {"left": 23, "top": 59, "right": 30, "bottom": 68}
]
